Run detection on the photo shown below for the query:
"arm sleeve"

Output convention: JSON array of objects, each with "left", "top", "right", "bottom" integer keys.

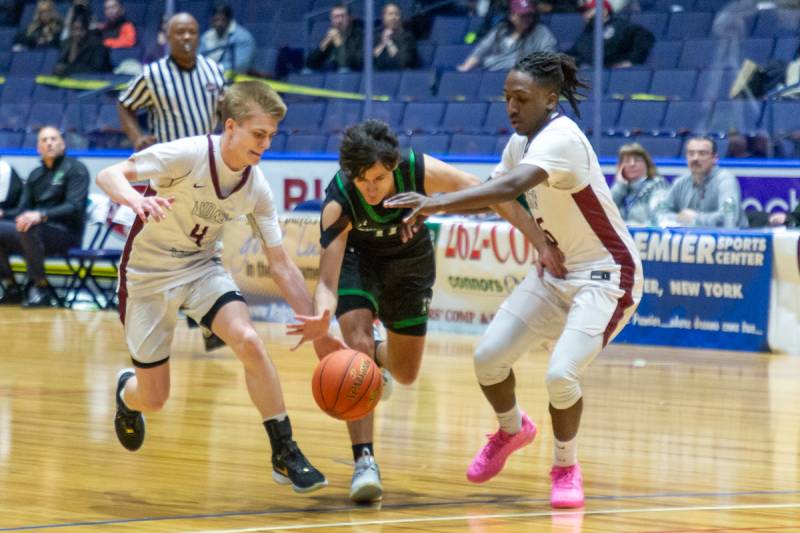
[
  {"left": 131, "top": 138, "right": 199, "bottom": 187},
  {"left": 470, "top": 26, "right": 498, "bottom": 63},
  {"left": 519, "top": 128, "right": 584, "bottom": 189},
  {"left": 118, "top": 72, "right": 152, "bottom": 110},
  {"left": 695, "top": 171, "right": 742, "bottom": 228},
  {"left": 42, "top": 161, "right": 90, "bottom": 221},
  {"left": 250, "top": 174, "right": 283, "bottom": 248},
  {"left": 104, "top": 21, "right": 137, "bottom": 48}
]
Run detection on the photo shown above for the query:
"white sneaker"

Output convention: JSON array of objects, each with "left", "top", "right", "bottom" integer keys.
[
  {"left": 380, "top": 367, "right": 394, "bottom": 402},
  {"left": 350, "top": 449, "right": 383, "bottom": 503}
]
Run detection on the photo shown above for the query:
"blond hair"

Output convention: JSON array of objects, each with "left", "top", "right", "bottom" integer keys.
[
  {"left": 220, "top": 81, "right": 287, "bottom": 124},
  {"left": 618, "top": 142, "right": 658, "bottom": 179}
]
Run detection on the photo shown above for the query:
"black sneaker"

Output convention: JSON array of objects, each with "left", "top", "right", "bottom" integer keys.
[
  {"left": 202, "top": 327, "right": 226, "bottom": 352},
  {"left": 0, "top": 284, "right": 22, "bottom": 305},
  {"left": 114, "top": 369, "right": 145, "bottom": 451},
  {"left": 272, "top": 439, "right": 328, "bottom": 493}
]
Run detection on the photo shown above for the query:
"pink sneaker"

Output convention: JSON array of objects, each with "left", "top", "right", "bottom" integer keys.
[
  {"left": 466, "top": 413, "right": 537, "bottom": 483},
  {"left": 550, "top": 463, "right": 585, "bottom": 508}
]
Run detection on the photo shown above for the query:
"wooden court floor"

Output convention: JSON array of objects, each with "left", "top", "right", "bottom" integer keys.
[{"left": 1, "top": 307, "right": 799, "bottom": 532}]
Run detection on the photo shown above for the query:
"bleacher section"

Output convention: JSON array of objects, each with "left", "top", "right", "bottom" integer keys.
[{"left": 0, "top": 0, "right": 798, "bottom": 158}]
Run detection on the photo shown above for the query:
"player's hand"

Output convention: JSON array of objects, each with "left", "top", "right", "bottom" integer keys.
[
  {"left": 399, "top": 214, "right": 427, "bottom": 243},
  {"left": 130, "top": 194, "right": 174, "bottom": 223},
  {"left": 312, "top": 334, "right": 348, "bottom": 359},
  {"left": 287, "top": 309, "right": 333, "bottom": 351},
  {"left": 134, "top": 135, "right": 156, "bottom": 152},
  {"left": 535, "top": 240, "right": 567, "bottom": 279},
  {"left": 384, "top": 192, "right": 435, "bottom": 225}
]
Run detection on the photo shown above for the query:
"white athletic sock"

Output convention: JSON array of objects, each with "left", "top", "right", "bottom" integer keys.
[
  {"left": 496, "top": 404, "right": 522, "bottom": 434},
  {"left": 554, "top": 436, "right": 578, "bottom": 467},
  {"left": 264, "top": 412, "right": 288, "bottom": 423}
]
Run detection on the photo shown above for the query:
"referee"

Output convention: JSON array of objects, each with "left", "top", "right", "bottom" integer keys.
[
  {"left": 117, "top": 12, "right": 228, "bottom": 350},
  {"left": 117, "top": 12, "right": 226, "bottom": 151}
]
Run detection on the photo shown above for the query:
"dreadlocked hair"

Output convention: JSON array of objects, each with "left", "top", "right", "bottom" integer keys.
[
  {"left": 513, "top": 52, "right": 589, "bottom": 118},
  {"left": 339, "top": 119, "right": 401, "bottom": 180}
]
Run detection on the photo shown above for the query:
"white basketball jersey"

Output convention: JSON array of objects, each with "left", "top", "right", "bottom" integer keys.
[
  {"left": 120, "top": 135, "right": 282, "bottom": 296},
  {"left": 493, "top": 115, "right": 642, "bottom": 278}
]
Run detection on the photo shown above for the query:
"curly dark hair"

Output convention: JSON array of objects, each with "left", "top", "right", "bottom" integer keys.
[
  {"left": 513, "top": 51, "right": 589, "bottom": 117},
  {"left": 339, "top": 119, "right": 401, "bottom": 180}
]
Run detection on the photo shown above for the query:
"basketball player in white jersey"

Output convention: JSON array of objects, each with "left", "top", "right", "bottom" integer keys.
[
  {"left": 96, "top": 81, "right": 340, "bottom": 493},
  {"left": 386, "top": 51, "right": 644, "bottom": 508}
]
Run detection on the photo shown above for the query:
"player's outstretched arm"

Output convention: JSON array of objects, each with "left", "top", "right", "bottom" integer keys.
[{"left": 96, "top": 160, "right": 172, "bottom": 222}]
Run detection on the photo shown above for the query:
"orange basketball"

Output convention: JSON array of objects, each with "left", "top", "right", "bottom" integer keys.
[{"left": 311, "top": 349, "right": 383, "bottom": 421}]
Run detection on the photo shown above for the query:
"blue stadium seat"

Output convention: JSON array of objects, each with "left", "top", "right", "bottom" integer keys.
[
  {"left": 598, "top": 136, "right": 630, "bottom": 158},
  {"left": 287, "top": 72, "right": 325, "bottom": 88},
  {"left": 476, "top": 71, "right": 507, "bottom": 101},
  {"left": 634, "top": 135, "right": 683, "bottom": 158},
  {"left": 774, "top": 37, "right": 800, "bottom": 62},
  {"left": 436, "top": 71, "right": 482, "bottom": 100},
  {"left": 41, "top": 49, "right": 59, "bottom": 74},
  {"left": 649, "top": 68, "right": 698, "bottom": 99},
  {"left": 284, "top": 134, "right": 328, "bottom": 154},
  {"left": 751, "top": 9, "right": 800, "bottom": 38},
  {"left": 693, "top": 0, "right": 727, "bottom": 10},
  {"left": 63, "top": 131, "right": 89, "bottom": 150},
  {"left": 615, "top": 101, "right": 668, "bottom": 134},
  {"left": 694, "top": 68, "right": 737, "bottom": 100},
  {"left": 574, "top": 100, "right": 622, "bottom": 133},
  {"left": 770, "top": 101, "right": 800, "bottom": 135},
  {"left": 398, "top": 133, "right": 451, "bottom": 155},
  {"left": 321, "top": 100, "right": 362, "bottom": 132},
  {"left": 32, "top": 83, "right": 66, "bottom": 103},
  {"left": 274, "top": 22, "right": 305, "bottom": 47},
  {"left": 22, "top": 131, "right": 39, "bottom": 149},
  {"left": 9, "top": 51, "right": 45, "bottom": 77},
  {"left": 483, "top": 101, "right": 511, "bottom": 133},
  {"left": 441, "top": 102, "right": 488, "bottom": 133},
  {"left": 242, "top": 0, "right": 281, "bottom": 22},
  {"left": 62, "top": 103, "right": 99, "bottom": 134},
  {"left": 678, "top": 39, "right": 717, "bottom": 69},
  {"left": 176, "top": 1, "right": 212, "bottom": 19},
  {"left": 110, "top": 47, "right": 142, "bottom": 68},
  {"left": 364, "top": 102, "right": 406, "bottom": 129},
  {"left": 647, "top": 40, "right": 683, "bottom": 69},
  {"left": 0, "top": 102, "right": 31, "bottom": 131},
  {"left": 94, "top": 103, "right": 122, "bottom": 131},
  {"left": 360, "top": 71, "right": 402, "bottom": 99},
  {"left": 324, "top": 72, "right": 362, "bottom": 93},
  {"left": 282, "top": 102, "right": 326, "bottom": 133},
  {"left": 248, "top": 22, "right": 275, "bottom": 48},
  {"left": 429, "top": 16, "right": 469, "bottom": 44},
  {"left": 0, "top": 52, "right": 9, "bottom": 75},
  {"left": 0, "top": 28, "right": 16, "bottom": 51},
  {"left": 416, "top": 42, "right": 436, "bottom": 68},
  {"left": 741, "top": 38, "right": 775, "bottom": 64},
  {"left": 432, "top": 44, "right": 471, "bottom": 69},
  {"left": 665, "top": 12, "right": 712, "bottom": 40},
  {"left": 0, "top": 77, "right": 36, "bottom": 103},
  {"left": 606, "top": 68, "right": 653, "bottom": 97},
  {"left": 325, "top": 134, "right": 341, "bottom": 154},
  {"left": 251, "top": 47, "right": 278, "bottom": 76},
  {"left": 28, "top": 103, "right": 64, "bottom": 131},
  {"left": 628, "top": 12, "right": 669, "bottom": 39},
  {"left": 448, "top": 134, "right": 496, "bottom": 155},
  {"left": 708, "top": 100, "right": 764, "bottom": 134},
  {"left": 652, "top": 0, "right": 696, "bottom": 11},
  {"left": 548, "top": 14, "right": 585, "bottom": 45},
  {"left": 661, "top": 101, "right": 710, "bottom": 133},
  {"left": 401, "top": 102, "right": 446, "bottom": 132},
  {"left": 0, "top": 131, "right": 23, "bottom": 149},
  {"left": 269, "top": 132, "right": 287, "bottom": 153},
  {"left": 397, "top": 70, "right": 436, "bottom": 101}
]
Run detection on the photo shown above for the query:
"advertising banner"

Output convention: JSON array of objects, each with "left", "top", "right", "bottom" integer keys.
[{"left": 614, "top": 227, "right": 773, "bottom": 351}]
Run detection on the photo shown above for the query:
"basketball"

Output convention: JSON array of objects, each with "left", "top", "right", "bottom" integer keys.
[{"left": 311, "top": 349, "right": 383, "bottom": 421}]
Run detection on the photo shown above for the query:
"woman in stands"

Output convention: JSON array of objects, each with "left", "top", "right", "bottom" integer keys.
[
  {"left": 288, "top": 119, "right": 565, "bottom": 504},
  {"left": 12, "top": 0, "right": 63, "bottom": 51},
  {"left": 610, "top": 142, "right": 668, "bottom": 226}
]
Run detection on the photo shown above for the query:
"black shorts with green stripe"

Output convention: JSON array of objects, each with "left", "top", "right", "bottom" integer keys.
[{"left": 336, "top": 238, "right": 435, "bottom": 337}]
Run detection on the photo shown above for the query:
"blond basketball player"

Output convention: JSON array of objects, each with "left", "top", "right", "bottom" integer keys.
[
  {"left": 96, "top": 81, "right": 340, "bottom": 493},
  {"left": 386, "top": 51, "right": 644, "bottom": 508}
]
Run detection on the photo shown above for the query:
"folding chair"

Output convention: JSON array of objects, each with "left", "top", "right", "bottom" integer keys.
[{"left": 64, "top": 195, "right": 124, "bottom": 309}]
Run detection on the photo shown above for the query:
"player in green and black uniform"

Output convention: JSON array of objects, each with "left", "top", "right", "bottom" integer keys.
[{"left": 289, "top": 119, "right": 563, "bottom": 503}]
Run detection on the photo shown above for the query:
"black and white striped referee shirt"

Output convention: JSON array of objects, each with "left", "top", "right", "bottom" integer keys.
[{"left": 118, "top": 54, "right": 227, "bottom": 142}]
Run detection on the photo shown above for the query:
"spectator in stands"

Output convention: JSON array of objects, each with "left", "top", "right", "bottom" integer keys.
[
  {"left": 729, "top": 56, "right": 800, "bottom": 99},
  {"left": 610, "top": 143, "right": 668, "bottom": 226},
  {"left": 0, "top": 126, "right": 89, "bottom": 307},
  {"left": 657, "top": 136, "right": 745, "bottom": 228},
  {"left": 12, "top": 0, "right": 63, "bottom": 51},
  {"left": 53, "top": 12, "right": 112, "bottom": 77},
  {"left": 117, "top": 12, "right": 226, "bottom": 151},
  {"left": 0, "top": 0, "right": 26, "bottom": 27},
  {"left": 306, "top": 3, "right": 364, "bottom": 72},
  {"left": 199, "top": 3, "right": 255, "bottom": 74},
  {"left": 98, "top": 0, "right": 137, "bottom": 49},
  {"left": 373, "top": 2, "right": 418, "bottom": 70},
  {"left": 0, "top": 159, "right": 23, "bottom": 216},
  {"left": 746, "top": 204, "right": 800, "bottom": 227},
  {"left": 458, "top": 0, "right": 556, "bottom": 72},
  {"left": 567, "top": 0, "right": 654, "bottom": 68},
  {"left": 61, "top": 0, "right": 96, "bottom": 42}
]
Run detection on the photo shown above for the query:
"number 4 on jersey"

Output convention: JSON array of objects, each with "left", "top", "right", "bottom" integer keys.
[{"left": 190, "top": 224, "right": 209, "bottom": 247}]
